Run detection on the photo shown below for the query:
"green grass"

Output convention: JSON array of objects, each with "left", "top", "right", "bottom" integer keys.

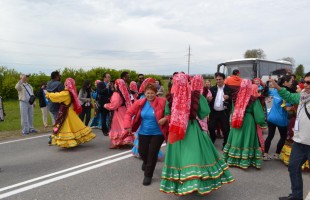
[{"left": 0, "top": 99, "right": 54, "bottom": 132}]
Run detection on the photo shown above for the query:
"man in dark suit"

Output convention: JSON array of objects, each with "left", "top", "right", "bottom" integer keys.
[
  {"left": 97, "top": 72, "right": 113, "bottom": 136},
  {"left": 207, "top": 72, "right": 232, "bottom": 148}
]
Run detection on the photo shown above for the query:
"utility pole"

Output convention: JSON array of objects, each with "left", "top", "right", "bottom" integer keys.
[{"left": 187, "top": 45, "right": 191, "bottom": 74}]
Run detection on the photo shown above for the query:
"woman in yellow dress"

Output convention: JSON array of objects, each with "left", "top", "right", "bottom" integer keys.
[{"left": 45, "top": 78, "right": 96, "bottom": 148}]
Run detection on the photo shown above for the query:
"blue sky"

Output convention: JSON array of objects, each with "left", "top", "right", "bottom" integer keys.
[{"left": 0, "top": 0, "right": 309, "bottom": 75}]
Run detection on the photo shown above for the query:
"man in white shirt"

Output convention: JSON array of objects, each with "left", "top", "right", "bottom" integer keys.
[{"left": 207, "top": 72, "right": 232, "bottom": 149}]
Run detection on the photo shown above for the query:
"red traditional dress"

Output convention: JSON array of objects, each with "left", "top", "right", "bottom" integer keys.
[{"left": 105, "top": 79, "right": 134, "bottom": 148}]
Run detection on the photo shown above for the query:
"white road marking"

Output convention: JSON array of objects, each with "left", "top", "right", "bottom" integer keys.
[
  {"left": 0, "top": 134, "right": 50, "bottom": 145},
  {"left": 0, "top": 154, "right": 133, "bottom": 199},
  {"left": 0, "top": 150, "right": 131, "bottom": 193}
]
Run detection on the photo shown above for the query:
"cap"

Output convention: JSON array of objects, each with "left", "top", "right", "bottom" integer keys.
[{"left": 20, "top": 74, "right": 30, "bottom": 78}]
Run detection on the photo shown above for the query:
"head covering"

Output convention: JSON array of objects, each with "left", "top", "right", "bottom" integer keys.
[
  {"left": 252, "top": 84, "right": 260, "bottom": 97},
  {"left": 231, "top": 79, "right": 253, "bottom": 128},
  {"left": 129, "top": 81, "right": 138, "bottom": 93},
  {"left": 253, "top": 78, "right": 265, "bottom": 86},
  {"left": 65, "top": 78, "right": 82, "bottom": 114},
  {"left": 95, "top": 80, "right": 101, "bottom": 86},
  {"left": 138, "top": 78, "right": 155, "bottom": 94},
  {"left": 190, "top": 74, "right": 204, "bottom": 94},
  {"left": 115, "top": 79, "right": 132, "bottom": 108},
  {"left": 168, "top": 73, "right": 191, "bottom": 144}
]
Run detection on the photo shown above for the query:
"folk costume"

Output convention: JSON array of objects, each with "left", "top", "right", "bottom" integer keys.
[
  {"left": 104, "top": 79, "right": 134, "bottom": 148},
  {"left": 46, "top": 78, "right": 96, "bottom": 148},
  {"left": 222, "top": 79, "right": 267, "bottom": 169},
  {"left": 131, "top": 78, "right": 164, "bottom": 160},
  {"left": 160, "top": 73, "right": 234, "bottom": 196},
  {"left": 191, "top": 74, "right": 209, "bottom": 131}
]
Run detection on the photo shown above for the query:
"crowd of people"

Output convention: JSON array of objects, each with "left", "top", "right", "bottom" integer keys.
[{"left": 13, "top": 69, "right": 310, "bottom": 199}]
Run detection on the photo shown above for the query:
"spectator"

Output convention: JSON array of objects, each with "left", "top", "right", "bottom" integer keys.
[
  {"left": 97, "top": 73, "right": 113, "bottom": 136},
  {"left": 120, "top": 71, "right": 130, "bottom": 84},
  {"left": 264, "top": 75, "right": 293, "bottom": 161},
  {"left": 78, "top": 80, "right": 92, "bottom": 126},
  {"left": 137, "top": 74, "right": 144, "bottom": 91},
  {"left": 37, "top": 82, "right": 55, "bottom": 128},
  {"left": 155, "top": 80, "right": 164, "bottom": 97},
  {"left": 15, "top": 74, "right": 37, "bottom": 135}
]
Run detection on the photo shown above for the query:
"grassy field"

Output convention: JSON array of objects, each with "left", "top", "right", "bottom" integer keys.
[{"left": 0, "top": 99, "right": 54, "bottom": 140}]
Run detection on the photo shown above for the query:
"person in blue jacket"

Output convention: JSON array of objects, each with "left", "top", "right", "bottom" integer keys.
[{"left": 264, "top": 75, "right": 293, "bottom": 160}]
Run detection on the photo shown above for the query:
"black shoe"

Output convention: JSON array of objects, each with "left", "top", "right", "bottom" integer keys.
[
  {"left": 103, "top": 132, "right": 109, "bottom": 136},
  {"left": 142, "top": 177, "right": 152, "bottom": 186},
  {"left": 279, "top": 194, "right": 302, "bottom": 200},
  {"left": 141, "top": 163, "right": 146, "bottom": 171}
]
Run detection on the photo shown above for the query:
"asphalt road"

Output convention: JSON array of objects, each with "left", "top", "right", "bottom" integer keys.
[{"left": 0, "top": 129, "right": 309, "bottom": 200}]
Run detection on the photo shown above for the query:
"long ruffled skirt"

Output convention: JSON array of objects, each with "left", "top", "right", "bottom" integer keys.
[{"left": 160, "top": 121, "right": 234, "bottom": 196}]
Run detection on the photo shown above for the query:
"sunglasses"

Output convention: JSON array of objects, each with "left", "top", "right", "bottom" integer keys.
[{"left": 304, "top": 81, "right": 310, "bottom": 85}]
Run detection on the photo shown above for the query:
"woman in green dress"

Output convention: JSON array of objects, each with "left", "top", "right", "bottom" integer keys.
[
  {"left": 223, "top": 79, "right": 267, "bottom": 169},
  {"left": 160, "top": 73, "right": 234, "bottom": 196}
]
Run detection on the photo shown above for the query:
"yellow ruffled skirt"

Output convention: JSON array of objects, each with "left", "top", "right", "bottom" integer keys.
[
  {"left": 51, "top": 108, "right": 96, "bottom": 148},
  {"left": 280, "top": 142, "right": 309, "bottom": 170}
]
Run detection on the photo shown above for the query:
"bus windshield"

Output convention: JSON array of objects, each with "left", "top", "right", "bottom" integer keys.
[{"left": 226, "top": 63, "right": 254, "bottom": 79}]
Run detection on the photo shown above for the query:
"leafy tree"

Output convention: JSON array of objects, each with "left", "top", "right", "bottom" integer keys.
[
  {"left": 295, "top": 64, "right": 304, "bottom": 81},
  {"left": 244, "top": 49, "right": 266, "bottom": 59},
  {"left": 281, "top": 57, "right": 296, "bottom": 67}
]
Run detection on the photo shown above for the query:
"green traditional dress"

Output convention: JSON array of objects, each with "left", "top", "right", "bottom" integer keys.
[
  {"left": 160, "top": 95, "right": 235, "bottom": 196},
  {"left": 223, "top": 99, "right": 267, "bottom": 169}
]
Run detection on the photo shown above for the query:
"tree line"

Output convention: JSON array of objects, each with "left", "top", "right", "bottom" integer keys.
[{"left": 0, "top": 66, "right": 163, "bottom": 99}]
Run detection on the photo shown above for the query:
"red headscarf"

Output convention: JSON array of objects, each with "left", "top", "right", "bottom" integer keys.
[
  {"left": 169, "top": 73, "right": 191, "bottom": 144},
  {"left": 191, "top": 74, "right": 204, "bottom": 94},
  {"left": 231, "top": 79, "right": 253, "bottom": 128},
  {"left": 138, "top": 78, "right": 155, "bottom": 93},
  {"left": 65, "top": 78, "right": 82, "bottom": 114},
  {"left": 252, "top": 84, "right": 260, "bottom": 97},
  {"left": 129, "top": 81, "right": 138, "bottom": 93},
  {"left": 253, "top": 78, "right": 265, "bottom": 86},
  {"left": 115, "top": 79, "right": 132, "bottom": 108}
]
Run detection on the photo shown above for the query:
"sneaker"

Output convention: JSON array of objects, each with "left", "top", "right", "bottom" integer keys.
[
  {"left": 279, "top": 194, "right": 302, "bottom": 200},
  {"left": 273, "top": 153, "right": 280, "bottom": 160},
  {"left": 263, "top": 154, "right": 272, "bottom": 161},
  {"left": 30, "top": 129, "right": 38, "bottom": 133},
  {"left": 103, "top": 132, "right": 109, "bottom": 136},
  {"left": 22, "top": 131, "right": 29, "bottom": 136}
]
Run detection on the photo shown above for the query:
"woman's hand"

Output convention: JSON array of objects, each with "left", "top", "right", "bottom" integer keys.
[{"left": 158, "top": 117, "right": 168, "bottom": 125}]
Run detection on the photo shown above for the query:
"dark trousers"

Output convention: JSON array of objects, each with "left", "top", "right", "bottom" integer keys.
[
  {"left": 138, "top": 134, "right": 165, "bottom": 178},
  {"left": 208, "top": 110, "right": 230, "bottom": 147},
  {"left": 264, "top": 121, "right": 287, "bottom": 154},
  {"left": 79, "top": 105, "right": 91, "bottom": 126},
  {"left": 99, "top": 107, "right": 109, "bottom": 134},
  {"left": 288, "top": 142, "right": 310, "bottom": 199}
]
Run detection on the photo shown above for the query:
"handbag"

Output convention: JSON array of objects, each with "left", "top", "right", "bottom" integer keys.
[{"left": 23, "top": 85, "right": 36, "bottom": 105}]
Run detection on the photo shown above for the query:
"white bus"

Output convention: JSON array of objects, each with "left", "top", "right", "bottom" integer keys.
[{"left": 217, "top": 58, "right": 293, "bottom": 82}]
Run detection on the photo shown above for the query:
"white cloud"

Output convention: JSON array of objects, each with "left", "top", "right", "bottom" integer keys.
[{"left": 0, "top": 0, "right": 309, "bottom": 76}]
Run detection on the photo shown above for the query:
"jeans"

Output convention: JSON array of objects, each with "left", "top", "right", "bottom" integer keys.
[{"left": 288, "top": 142, "right": 310, "bottom": 199}]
